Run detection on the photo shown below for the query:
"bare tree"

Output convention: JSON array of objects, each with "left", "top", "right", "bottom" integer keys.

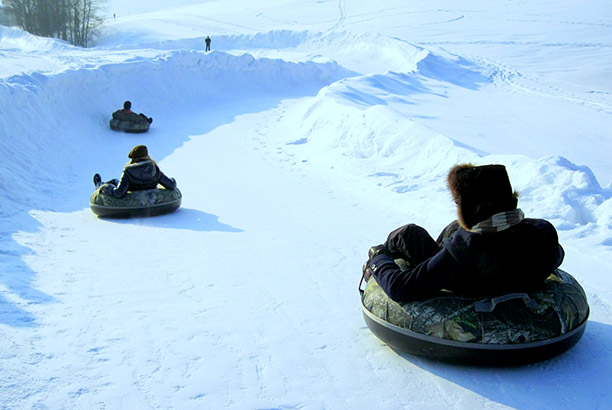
[{"left": 4, "top": 0, "right": 106, "bottom": 47}]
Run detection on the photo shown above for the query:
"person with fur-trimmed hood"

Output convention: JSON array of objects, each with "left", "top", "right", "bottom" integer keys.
[
  {"left": 93, "top": 145, "right": 177, "bottom": 199},
  {"left": 363, "top": 163, "right": 564, "bottom": 303}
]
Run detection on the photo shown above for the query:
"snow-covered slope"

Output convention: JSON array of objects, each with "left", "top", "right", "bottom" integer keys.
[{"left": 1, "top": 1, "right": 612, "bottom": 408}]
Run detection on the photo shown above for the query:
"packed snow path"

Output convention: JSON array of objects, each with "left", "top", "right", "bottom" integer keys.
[{"left": 4, "top": 95, "right": 612, "bottom": 409}]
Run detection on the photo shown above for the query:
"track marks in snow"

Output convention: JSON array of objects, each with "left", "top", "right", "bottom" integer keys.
[
  {"left": 476, "top": 56, "right": 612, "bottom": 114},
  {"left": 327, "top": 0, "right": 346, "bottom": 32}
]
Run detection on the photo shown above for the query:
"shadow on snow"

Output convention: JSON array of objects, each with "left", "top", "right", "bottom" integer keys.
[
  {"left": 398, "top": 320, "right": 612, "bottom": 409},
  {"left": 101, "top": 207, "right": 243, "bottom": 233},
  {"left": 0, "top": 51, "right": 348, "bottom": 327}
]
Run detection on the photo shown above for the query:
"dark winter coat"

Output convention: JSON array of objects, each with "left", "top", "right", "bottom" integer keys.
[
  {"left": 108, "top": 159, "right": 176, "bottom": 199},
  {"left": 369, "top": 218, "right": 564, "bottom": 302}
]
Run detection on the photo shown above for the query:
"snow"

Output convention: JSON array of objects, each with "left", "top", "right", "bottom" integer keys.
[{"left": 1, "top": 0, "right": 612, "bottom": 408}]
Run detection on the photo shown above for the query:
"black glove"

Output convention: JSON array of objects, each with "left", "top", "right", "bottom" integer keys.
[
  {"left": 362, "top": 245, "right": 389, "bottom": 282},
  {"left": 100, "top": 184, "right": 112, "bottom": 195},
  {"left": 368, "top": 244, "right": 389, "bottom": 260},
  {"left": 362, "top": 261, "right": 373, "bottom": 282}
]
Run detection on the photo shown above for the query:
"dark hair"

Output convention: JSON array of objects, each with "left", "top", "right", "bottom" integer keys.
[{"left": 123, "top": 100, "right": 132, "bottom": 110}]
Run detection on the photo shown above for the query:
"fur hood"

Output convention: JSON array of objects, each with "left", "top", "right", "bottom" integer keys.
[
  {"left": 448, "top": 163, "right": 518, "bottom": 230},
  {"left": 124, "top": 159, "right": 158, "bottom": 183}
]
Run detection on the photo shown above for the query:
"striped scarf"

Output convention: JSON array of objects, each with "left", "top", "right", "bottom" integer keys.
[{"left": 470, "top": 209, "right": 525, "bottom": 233}]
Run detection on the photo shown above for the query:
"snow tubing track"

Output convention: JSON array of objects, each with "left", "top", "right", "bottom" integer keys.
[
  {"left": 360, "top": 269, "right": 589, "bottom": 366},
  {"left": 90, "top": 187, "right": 182, "bottom": 218}
]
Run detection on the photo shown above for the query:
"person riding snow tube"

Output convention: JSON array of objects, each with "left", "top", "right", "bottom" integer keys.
[
  {"left": 109, "top": 100, "right": 153, "bottom": 133},
  {"left": 360, "top": 267, "right": 588, "bottom": 365},
  {"left": 90, "top": 145, "right": 180, "bottom": 218},
  {"left": 360, "top": 163, "right": 589, "bottom": 364}
]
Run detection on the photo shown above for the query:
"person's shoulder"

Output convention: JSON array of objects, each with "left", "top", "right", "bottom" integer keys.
[
  {"left": 450, "top": 226, "right": 471, "bottom": 240},
  {"left": 446, "top": 226, "right": 472, "bottom": 250},
  {"left": 522, "top": 218, "right": 555, "bottom": 230},
  {"left": 125, "top": 159, "right": 152, "bottom": 168},
  {"left": 518, "top": 218, "right": 560, "bottom": 241}
]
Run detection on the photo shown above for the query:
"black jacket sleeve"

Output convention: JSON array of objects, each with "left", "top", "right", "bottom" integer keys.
[
  {"left": 110, "top": 171, "right": 130, "bottom": 198},
  {"left": 370, "top": 249, "right": 464, "bottom": 302},
  {"left": 157, "top": 170, "right": 177, "bottom": 190}
]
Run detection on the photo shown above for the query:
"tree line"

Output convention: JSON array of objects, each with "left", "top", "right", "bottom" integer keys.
[{"left": 4, "top": 0, "right": 106, "bottom": 47}]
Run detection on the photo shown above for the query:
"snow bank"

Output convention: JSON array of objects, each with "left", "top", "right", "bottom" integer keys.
[
  {"left": 0, "top": 25, "right": 72, "bottom": 53},
  {"left": 265, "top": 63, "right": 612, "bottom": 232},
  {"left": 0, "top": 44, "right": 353, "bottom": 227},
  {"left": 100, "top": 29, "right": 431, "bottom": 75}
]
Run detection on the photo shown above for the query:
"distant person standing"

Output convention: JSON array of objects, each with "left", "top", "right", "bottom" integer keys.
[{"left": 205, "top": 36, "right": 211, "bottom": 52}]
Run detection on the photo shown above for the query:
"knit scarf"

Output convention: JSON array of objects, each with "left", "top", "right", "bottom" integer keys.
[{"left": 470, "top": 208, "right": 525, "bottom": 233}]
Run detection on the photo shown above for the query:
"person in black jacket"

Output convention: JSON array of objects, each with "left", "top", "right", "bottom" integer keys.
[
  {"left": 363, "top": 163, "right": 564, "bottom": 303},
  {"left": 93, "top": 145, "right": 176, "bottom": 198},
  {"left": 205, "top": 36, "right": 211, "bottom": 52},
  {"left": 112, "top": 101, "right": 152, "bottom": 124}
]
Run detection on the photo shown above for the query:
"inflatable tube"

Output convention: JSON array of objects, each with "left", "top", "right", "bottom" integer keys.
[
  {"left": 360, "top": 269, "right": 589, "bottom": 366},
  {"left": 109, "top": 118, "right": 150, "bottom": 133},
  {"left": 90, "top": 187, "right": 181, "bottom": 218}
]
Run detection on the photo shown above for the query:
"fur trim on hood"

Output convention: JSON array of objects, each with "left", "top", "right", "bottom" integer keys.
[{"left": 448, "top": 163, "right": 518, "bottom": 230}]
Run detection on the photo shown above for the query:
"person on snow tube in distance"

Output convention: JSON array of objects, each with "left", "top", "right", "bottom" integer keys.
[
  {"left": 112, "top": 100, "right": 152, "bottom": 124},
  {"left": 363, "top": 163, "right": 564, "bottom": 303},
  {"left": 93, "top": 144, "right": 176, "bottom": 199}
]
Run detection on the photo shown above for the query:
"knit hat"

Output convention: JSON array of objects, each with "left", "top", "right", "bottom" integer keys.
[
  {"left": 128, "top": 145, "right": 148, "bottom": 159},
  {"left": 448, "top": 164, "right": 518, "bottom": 229}
]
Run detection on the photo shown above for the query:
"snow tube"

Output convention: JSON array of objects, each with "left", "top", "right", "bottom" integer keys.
[
  {"left": 360, "top": 269, "right": 589, "bottom": 366},
  {"left": 90, "top": 187, "right": 181, "bottom": 218},
  {"left": 109, "top": 118, "right": 150, "bottom": 133}
]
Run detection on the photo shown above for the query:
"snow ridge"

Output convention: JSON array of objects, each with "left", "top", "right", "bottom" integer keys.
[{"left": 0, "top": 49, "right": 353, "bottom": 220}]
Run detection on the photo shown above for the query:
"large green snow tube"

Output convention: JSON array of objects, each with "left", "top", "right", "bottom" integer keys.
[
  {"left": 109, "top": 118, "right": 150, "bottom": 133},
  {"left": 360, "top": 269, "right": 589, "bottom": 366},
  {"left": 90, "top": 187, "right": 181, "bottom": 218}
]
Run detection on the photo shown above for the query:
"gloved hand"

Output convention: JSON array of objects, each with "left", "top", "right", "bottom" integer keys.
[
  {"left": 362, "top": 244, "right": 389, "bottom": 282},
  {"left": 368, "top": 244, "right": 389, "bottom": 260},
  {"left": 99, "top": 184, "right": 112, "bottom": 195},
  {"left": 362, "top": 261, "right": 373, "bottom": 282}
]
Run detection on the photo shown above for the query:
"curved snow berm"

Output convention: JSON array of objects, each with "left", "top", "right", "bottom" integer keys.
[
  {"left": 361, "top": 269, "right": 589, "bottom": 366},
  {"left": 90, "top": 187, "right": 182, "bottom": 218}
]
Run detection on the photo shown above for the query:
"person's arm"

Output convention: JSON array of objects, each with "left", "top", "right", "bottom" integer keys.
[
  {"left": 369, "top": 248, "right": 462, "bottom": 303},
  {"left": 109, "top": 171, "right": 130, "bottom": 198},
  {"left": 157, "top": 168, "right": 177, "bottom": 190},
  {"left": 538, "top": 221, "right": 565, "bottom": 279}
]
